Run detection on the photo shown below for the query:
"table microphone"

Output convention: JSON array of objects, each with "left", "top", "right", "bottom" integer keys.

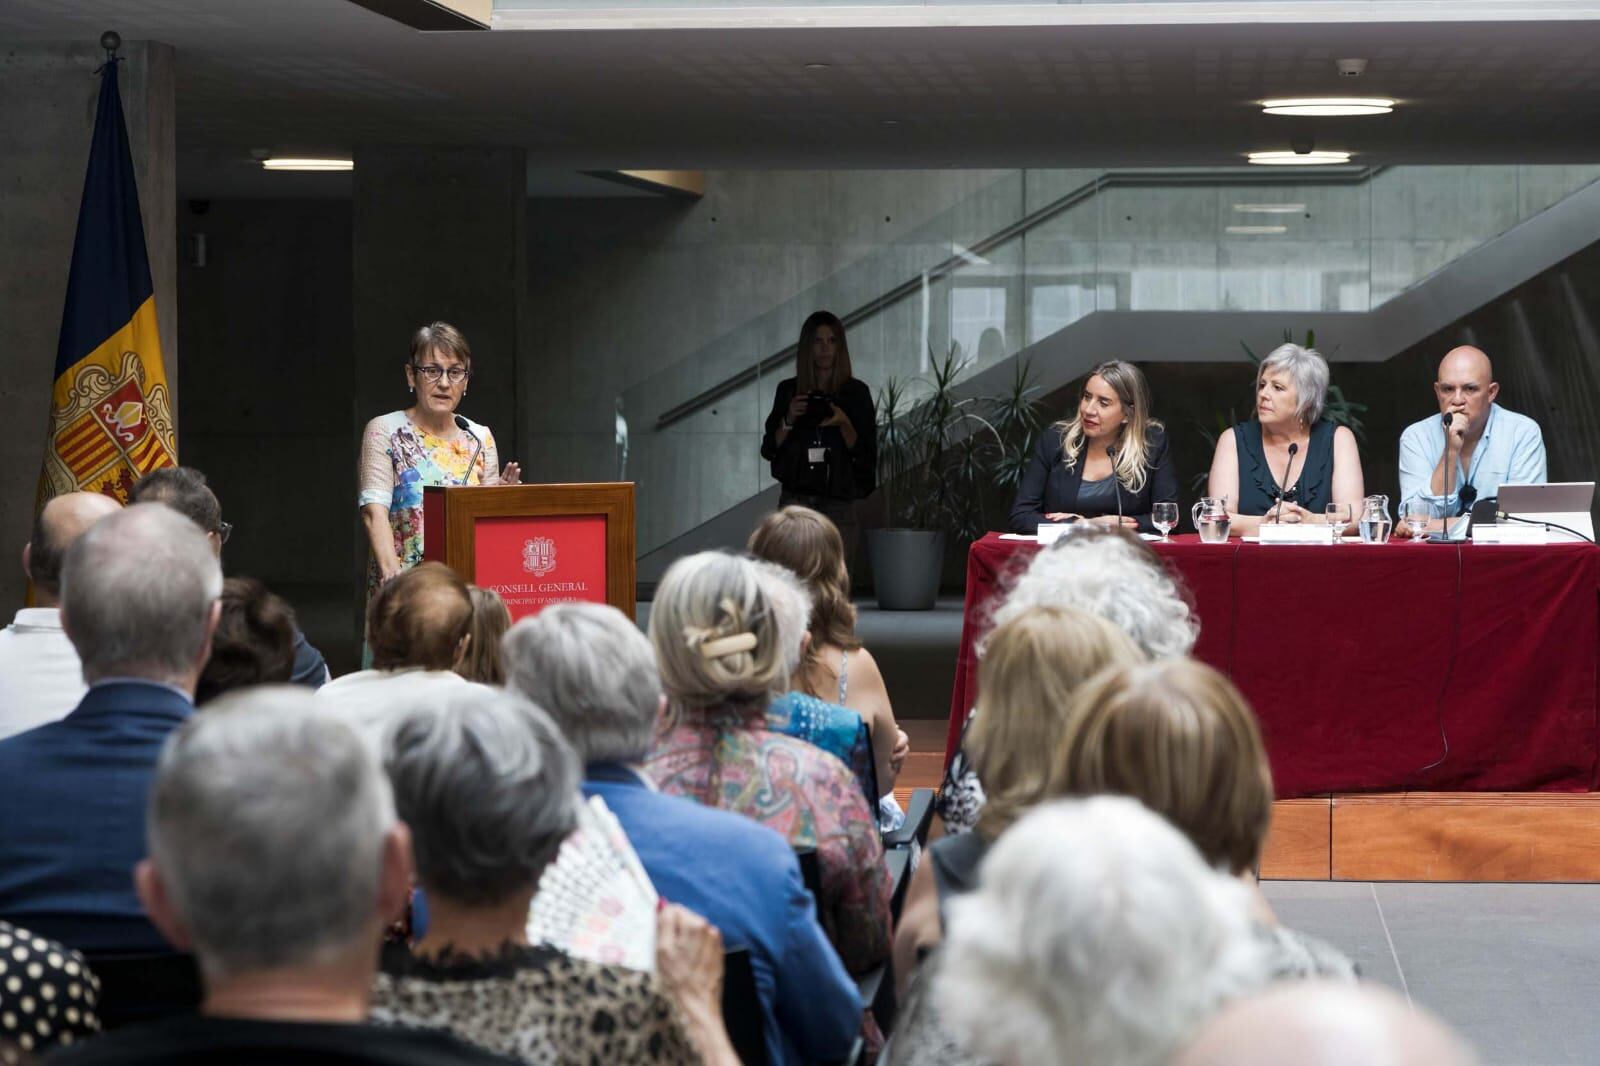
[
  {"left": 1442, "top": 412, "right": 1459, "bottom": 516},
  {"left": 454, "top": 414, "right": 485, "bottom": 486},
  {"left": 1107, "top": 445, "right": 1125, "bottom": 528},
  {"left": 1273, "top": 442, "right": 1299, "bottom": 522}
]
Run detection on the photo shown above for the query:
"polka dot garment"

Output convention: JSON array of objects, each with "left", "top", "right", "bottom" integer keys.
[{"left": 0, "top": 922, "right": 100, "bottom": 1064}]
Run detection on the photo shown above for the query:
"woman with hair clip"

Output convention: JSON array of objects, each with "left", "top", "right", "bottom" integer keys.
[
  {"left": 1009, "top": 360, "right": 1178, "bottom": 533},
  {"left": 644, "top": 551, "right": 891, "bottom": 976},
  {"left": 760, "top": 311, "right": 877, "bottom": 559}
]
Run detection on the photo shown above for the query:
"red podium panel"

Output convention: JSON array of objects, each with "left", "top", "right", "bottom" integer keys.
[{"left": 422, "top": 483, "right": 634, "bottom": 623}]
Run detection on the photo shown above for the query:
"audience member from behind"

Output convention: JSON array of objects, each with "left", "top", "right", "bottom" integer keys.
[
  {"left": 1173, "top": 981, "right": 1477, "bottom": 1066},
  {"left": 756, "top": 561, "right": 878, "bottom": 808},
  {"left": 317, "top": 562, "right": 487, "bottom": 735},
  {"left": 935, "top": 797, "right": 1268, "bottom": 1066},
  {"left": 370, "top": 686, "right": 732, "bottom": 1065},
  {"left": 1053, "top": 658, "right": 1355, "bottom": 980},
  {"left": 194, "top": 577, "right": 298, "bottom": 706},
  {"left": 749, "top": 505, "right": 908, "bottom": 810},
  {"left": 0, "top": 504, "right": 220, "bottom": 954},
  {"left": 455, "top": 585, "right": 511, "bottom": 685},
  {"left": 129, "top": 467, "right": 328, "bottom": 687},
  {"left": 0, "top": 491, "right": 119, "bottom": 739},
  {"left": 0, "top": 919, "right": 102, "bottom": 1058},
  {"left": 50, "top": 688, "right": 507, "bottom": 1065},
  {"left": 893, "top": 608, "right": 1144, "bottom": 1008},
  {"left": 645, "top": 551, "right": 892, "bottom": 974},
  {"left": 940, "top": 525, "right": 1197, "bottom": 835},
  {"left": 504, "top": 602, "right": 861, "bottom": 1066}
]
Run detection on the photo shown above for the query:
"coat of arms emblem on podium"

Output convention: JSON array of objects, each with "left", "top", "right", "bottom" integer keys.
[{"left": 522, "top": 536, "right": 557, "bottom": 576}]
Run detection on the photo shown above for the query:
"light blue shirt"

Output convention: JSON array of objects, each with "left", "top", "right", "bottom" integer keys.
[{"left": 1398, "top": 402, "right": 1547, "bottom": 510}]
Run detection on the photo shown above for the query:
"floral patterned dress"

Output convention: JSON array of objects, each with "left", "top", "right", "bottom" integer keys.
[
  {"left": 645, "top": 706, "right": 892, "bottom": 975},
  {"left": 358, "top": 410, "right": 499, "bottom": 602}
]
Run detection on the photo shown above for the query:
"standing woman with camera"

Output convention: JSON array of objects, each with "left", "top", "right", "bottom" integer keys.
[{"left": 761, "top": 311, "right": 877, "bottom": 560}]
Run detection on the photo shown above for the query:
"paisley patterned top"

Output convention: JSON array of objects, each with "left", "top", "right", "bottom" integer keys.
[
  {"left": 645, "top": 707, "right": 892, "bottom": 975},
  {"left": 358, "top": 410, "right": 499, "bottom": 599}
]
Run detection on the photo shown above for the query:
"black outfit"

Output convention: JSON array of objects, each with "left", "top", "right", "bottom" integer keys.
[
  {"left": 1233, "top": 418, "right": 1336, "bottom": 516},
  {"left": 762, "top": 377, "right": 877, "bottom": 557},
  {"left": 1008, "top": 424, "right": 1178, "bottom": 534},
  {"left": 47, "top": 1014, "right": 516, "bottom": 1065}
]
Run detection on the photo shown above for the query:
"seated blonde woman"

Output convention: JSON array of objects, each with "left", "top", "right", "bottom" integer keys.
[
  {"left": 748, "top": 505, "right": 907, "bottom": 806},
  {"left": 645, "top": 551, "right": 892, "bottom": 975},
  {"left": 1206, "top": 344, "right": 1364, "bottom": 537},
  {"left": 1052, "top": 658, "right": 1355, "bottom": 981}
]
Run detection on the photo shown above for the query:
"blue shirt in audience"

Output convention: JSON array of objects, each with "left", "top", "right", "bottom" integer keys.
[
  {"left": 0, "top": 680, "right": 192, "bottom": 955},
  {"left": 1398, "top": 402, "right": 1547, "bottom": 512},
  {"left": 583, "top": 762, "right": 860, "bottom": 1066}
]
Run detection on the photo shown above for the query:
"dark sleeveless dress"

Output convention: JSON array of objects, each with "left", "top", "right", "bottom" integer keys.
[{"left": 1234, "top": 419, "right": 1336, "bottom": 516}]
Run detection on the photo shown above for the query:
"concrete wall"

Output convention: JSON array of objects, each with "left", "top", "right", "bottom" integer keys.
[{"left": 0, "top": 40, "right": 174, "bottom": 615}]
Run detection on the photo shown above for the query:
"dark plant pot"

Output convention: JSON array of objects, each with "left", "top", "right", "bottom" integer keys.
[{"left": 867, "top": 528, "right": 946, "bottom": 611}]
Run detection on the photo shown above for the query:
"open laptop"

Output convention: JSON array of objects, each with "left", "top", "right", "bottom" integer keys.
[{"left": 1497, "top": 482, "right": 1596, "bottom": 542}]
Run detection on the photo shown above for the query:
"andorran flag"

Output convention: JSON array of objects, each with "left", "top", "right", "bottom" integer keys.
[{"left": 34, "top": 57, "right": 175, "bottom": 511}]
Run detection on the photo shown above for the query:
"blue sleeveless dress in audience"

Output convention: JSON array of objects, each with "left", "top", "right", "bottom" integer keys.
[
  {"left": 1232, "top": 418, "right": 1336, "bottom": 515},
  {"left": 583, "top": 763, "right": 861, "bottom": 1066},
  {"left": 767, "top": 691, "right": 878, "bottom": 808}
]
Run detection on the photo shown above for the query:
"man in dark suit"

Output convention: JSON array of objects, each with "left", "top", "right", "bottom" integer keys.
[
  {"left": 0, "top": 503, "right": 222, "bottom": 953},
  {"left": 129, "top": 466, "right": 329, "bottom": 687}
]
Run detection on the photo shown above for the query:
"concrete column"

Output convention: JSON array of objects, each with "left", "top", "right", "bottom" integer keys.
[
  {"left": 350, "top": 146, "right": 526, "bottom": 625},
  {"left": 0, "top": 39, "right": 175, "bottom": 614}
]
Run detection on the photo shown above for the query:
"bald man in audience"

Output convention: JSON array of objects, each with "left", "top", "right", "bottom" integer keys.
[
  {"left": 1398, "top": 345, "right": 1546, "bottom": 518},
  {"left": 0, "top": 491, "right": 121, "bottom": 739},
  {"left": 1173, "top": 981, "right": 1477, "bottom": 1066}
]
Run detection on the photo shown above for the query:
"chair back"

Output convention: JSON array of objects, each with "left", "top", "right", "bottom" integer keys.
[
  {"left": 721, "top": 947, "right": 770, "bottom": 1066},
  {"left": 84, "top": 951, "right": 201, "bottom": 1030}
]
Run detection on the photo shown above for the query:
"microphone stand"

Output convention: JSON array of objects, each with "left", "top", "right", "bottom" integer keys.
[
  {"left": 454, "top": 414, "right": 485, "bottom": 486},
  {"left": 1107, "top": 445, "right": 1124, "bottom": 528},
  {"left": 1271, "top": 442, "right": 1300, "bottom": 523}
]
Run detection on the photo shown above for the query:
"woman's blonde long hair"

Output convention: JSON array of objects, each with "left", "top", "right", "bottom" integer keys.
[
  {"left": 967, "top": 607, "right": 1146, "bottom": 840},
  {"left": 1054, "top": 360, "right": 1161, "bottom": 494}
]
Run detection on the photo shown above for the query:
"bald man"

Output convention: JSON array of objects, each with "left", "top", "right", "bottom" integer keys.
[
  {"left": 0, "top": 492, "right": 122, "bottom": 739},
  {"left": 1398, "top": 346, "right": 1546, "bottom": 517},
  {"left": 1173, "top": 981, "right": 1477, "bottom": 1066}
]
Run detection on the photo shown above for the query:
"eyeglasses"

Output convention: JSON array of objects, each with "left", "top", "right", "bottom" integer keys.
[
  {"left": 412, "top": 364, "right": 470, "bottom": 385},
  {"left": 215, "top": 521, "right": 233, "bottom": 545}
]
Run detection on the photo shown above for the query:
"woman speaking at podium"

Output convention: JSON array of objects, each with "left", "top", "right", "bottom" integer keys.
[{"left": 358, "top": 322, "right": 521, "bottom": 607}]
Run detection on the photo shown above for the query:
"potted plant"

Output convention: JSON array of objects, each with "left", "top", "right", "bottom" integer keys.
[{"left": 869, "top": 350, "right": 1043, "bottom": 609}]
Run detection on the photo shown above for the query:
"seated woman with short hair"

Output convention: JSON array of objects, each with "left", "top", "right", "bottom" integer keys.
[
  {"left": 1206, "top": 344, "right": 1364, "bottom": 537},
  {"left": 369, "top": 687, "right": 733, "bottom": 1065},
  {"left": 645, "top": 551, "right": 892, "bottom": 975}
]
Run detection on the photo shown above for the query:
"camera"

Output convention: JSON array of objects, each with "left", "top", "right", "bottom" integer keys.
[{"left": 806, "top": 391, "right": 836, "bottom": 418}]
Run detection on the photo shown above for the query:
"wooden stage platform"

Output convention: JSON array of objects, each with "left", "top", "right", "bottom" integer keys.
[{"left": 895, "top": 721, "right": 1600, "bottom": 883}]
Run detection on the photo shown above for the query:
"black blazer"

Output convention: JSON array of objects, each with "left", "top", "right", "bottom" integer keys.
[{"left": 1009, "top": 424, "right": 1178, "bottom": 534}]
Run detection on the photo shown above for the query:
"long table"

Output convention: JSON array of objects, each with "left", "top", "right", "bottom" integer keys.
[{"left": 947, "top": 532, "right": 1600, "bottom": 798}]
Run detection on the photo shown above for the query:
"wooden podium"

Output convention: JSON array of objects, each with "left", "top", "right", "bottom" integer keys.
[{"left": 421, "top": 482, "right": 635, "bottom": 623}]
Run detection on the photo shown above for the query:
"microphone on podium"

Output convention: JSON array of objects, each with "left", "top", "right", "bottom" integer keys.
[
  {"left": 454, "top": 414, "right": 485, "bottom": 486},
  {"left": 1107, "top": 445, "right": 1124, "bottom": 528}
]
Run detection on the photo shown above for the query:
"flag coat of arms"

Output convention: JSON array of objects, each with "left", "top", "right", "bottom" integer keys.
[{"left": 35, "top": 57, "right": 175, "bottom": 509}]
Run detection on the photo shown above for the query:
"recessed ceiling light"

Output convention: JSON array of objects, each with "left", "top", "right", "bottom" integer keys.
[
  {"left": 261, "top": 157, "right": 353, "bottom": 171},
  {"left": 1262, "top": 97, "right": 1395, "bottom": 117},
  {"left": 1233, "top": 203, "right": 1306, "bottom": 214},
  {"left": 804, "top": 62, "right": 831, "bottom": 71},
  {"left": 1225, "top": 225, "right": 1289, "bottom": 235},
  {"left": 1248, "top": 150, "right": 1350, "bottom": 166},
  {"left": 881, "top": 118, "right": 902, "bottom": 127}
]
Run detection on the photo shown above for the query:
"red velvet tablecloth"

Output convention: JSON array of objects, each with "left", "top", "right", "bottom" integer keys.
[{"left": 947, "top": 532, "right": 1600, "bottom": 797}]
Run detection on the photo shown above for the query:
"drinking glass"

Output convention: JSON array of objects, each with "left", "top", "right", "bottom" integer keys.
[
  {"left": 1403, "top": 497, "right": 1438, "bottom": 540},
  {"left": 1324, "top": 502, "right": 1352, "bottom": 543},
  {"left": 1152, "top": 501, "right": 1178, "bottom": 542}
]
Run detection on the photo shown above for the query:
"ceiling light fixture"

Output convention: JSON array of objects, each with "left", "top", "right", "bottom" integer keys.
[
  {"left": 1248, "top": 150, "right": 1350, "bottom": 166},
  {"left": 1233, "top": 203, "right": 1306, "bottom": 214},
  {"left": 1225, "top": 225, "right": 1288, "bottom": 235},
  {"left": 804, "top": 62, "right": 831, "bottom": 71},
  {"left": 1262, "top": 97, "right": 1394, "bottom": 117},
  {"left": 261, "top": 157, "right": 353, "bottom": 171}
]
